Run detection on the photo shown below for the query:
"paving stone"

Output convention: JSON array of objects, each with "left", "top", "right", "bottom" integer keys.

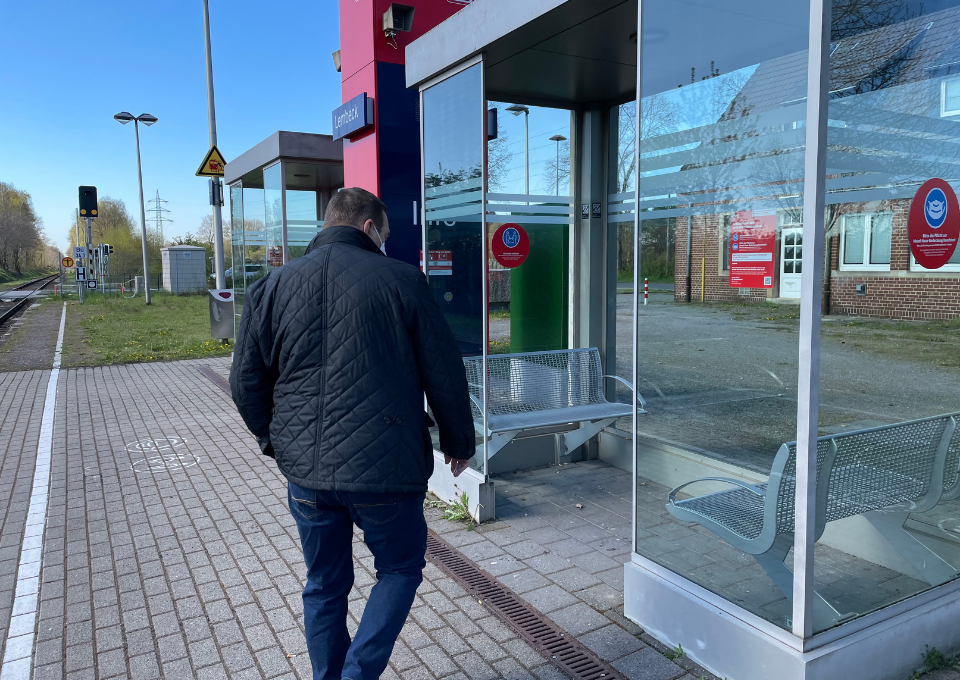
[
  {"left": 612, "top": 647, "right": 687, "bottom": 680},
  {"left": 546, "top": 603, "right": 611, "bottom": 636},
  {"left": 578, "top": 623, "right": 646, "bottom": 661},
  {"left": 520, "top": 585, "right": 580, "bottom": 614}
]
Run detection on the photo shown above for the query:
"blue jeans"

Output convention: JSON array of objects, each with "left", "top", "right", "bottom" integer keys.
[{"left": 288, "top": 482, "right": 427, "bottom": 680}]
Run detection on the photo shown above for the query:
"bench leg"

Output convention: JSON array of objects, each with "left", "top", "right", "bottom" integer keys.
[
  {"left": 864, "top": 509, "right": 958, "bottom": 586},
  {"left": 753, "top": 536, "right": 842, "bottom": 630},
  {"left": 481, "top": 431, "right": 520, "bottom": 460},
  {"left": 556, "top": 419, "right": 616, "bottom": 460}
]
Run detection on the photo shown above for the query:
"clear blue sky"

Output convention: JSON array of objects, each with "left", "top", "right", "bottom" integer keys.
[{"left": 0, "top": 0, "right": 342, "bottom": 252}]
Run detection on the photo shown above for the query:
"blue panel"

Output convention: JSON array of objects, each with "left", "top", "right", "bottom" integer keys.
[
  {"left": 332, "top": 93, "right": 373, "bottom": 141},
  {"left": 377, "top": 61, "right": 423, "bottom": 269}
]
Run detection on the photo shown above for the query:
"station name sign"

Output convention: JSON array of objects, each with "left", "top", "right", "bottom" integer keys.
[{"left": 332, "top": 93, "right": 374, "bottom": 141}]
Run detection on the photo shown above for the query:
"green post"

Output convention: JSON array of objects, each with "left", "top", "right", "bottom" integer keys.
[{"left": 509, "top": 225, "right": 568, "bottom": 352}]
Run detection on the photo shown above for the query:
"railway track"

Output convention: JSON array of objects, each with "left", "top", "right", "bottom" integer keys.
[{"left": 0, "top": 274, "right": 59, "bottom": 328}]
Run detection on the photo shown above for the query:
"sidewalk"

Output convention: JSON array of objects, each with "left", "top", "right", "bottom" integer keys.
[{"left": 0, "top": 357, "right": 711, "bottom": 680}]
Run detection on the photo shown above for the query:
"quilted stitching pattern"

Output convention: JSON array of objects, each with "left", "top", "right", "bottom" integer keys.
[{"left": 230, "top": 226, "right": 475, "bottom": 493}]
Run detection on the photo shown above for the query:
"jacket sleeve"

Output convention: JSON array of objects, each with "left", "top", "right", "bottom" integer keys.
[
  {"left": 229, "top": 277, "right": 279, "bottom": 441},
  {"left": 405, "top": 274, "right": 476, "bottom": 460}
]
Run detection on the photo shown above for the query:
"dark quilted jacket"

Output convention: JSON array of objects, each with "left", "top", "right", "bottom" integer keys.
[{"left": 229, "top": 225, "right": 475, "bottom": 493}]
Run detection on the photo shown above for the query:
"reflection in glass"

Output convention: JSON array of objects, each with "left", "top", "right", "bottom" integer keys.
[
  {"left": 230, "top": 182, "right": 245, "bottom": 317},
  {"left": 422, "top": 63, "right": 485, "bottom": 474},
  {"left": 814, "top": 0, "right": 960, "bottom": 634},
  {"left": 242, "top": 183, "right": 265, "bottom": 287},
  {"left": 634, "top": 0, "right": 811, "bottom": 633},
  {"left": 264, "top": 163, "right": 283, "bottom": 271}
]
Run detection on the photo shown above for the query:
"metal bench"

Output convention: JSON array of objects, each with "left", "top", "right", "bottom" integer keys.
[
  {"left": 666, "top": 413, "right": 960, "bottom": 629},
  {"left": 462, "top": 348, "right": 646, "bottom": 460}
]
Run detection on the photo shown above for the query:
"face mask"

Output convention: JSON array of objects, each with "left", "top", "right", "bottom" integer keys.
[{"left": 371, "top": 225, "right": 387, "bottom": 255}]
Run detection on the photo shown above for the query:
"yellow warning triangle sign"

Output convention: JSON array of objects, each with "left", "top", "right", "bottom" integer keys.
[{"left": 196, "top": 145, "right": 227, "bottom": 177}]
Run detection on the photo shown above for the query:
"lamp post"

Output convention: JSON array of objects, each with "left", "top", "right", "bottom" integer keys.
[
  {"left": 202, "top": 0, "right": 226, "bottom": 291},
  {"left": 550, "top": 134, "right": 567, "bottom": 196},
  {"left": 505, "top": 105, "right": 530, "bottom": 197},
  {"left": 114, "top": 111, "right": 157, "bottom": 305}
]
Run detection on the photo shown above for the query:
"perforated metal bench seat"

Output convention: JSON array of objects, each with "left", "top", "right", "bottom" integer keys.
[
  {"left": 485, "top": 403, "right": 634, "bottom": 434},
  {"left": 667, "top": 413, "right": 960, "bottom": 629},
  {"left": 462, "top": 348, "right": 645, "bottom": 460}
]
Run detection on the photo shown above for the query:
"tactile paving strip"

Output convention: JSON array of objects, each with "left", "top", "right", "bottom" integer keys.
[{"left": 426, "top": 531, "right": 626, "bottom": 680}]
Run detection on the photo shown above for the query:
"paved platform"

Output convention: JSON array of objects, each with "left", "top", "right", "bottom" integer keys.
[{"left": 0, "top": 357, "right": 714, "bottom": 680}]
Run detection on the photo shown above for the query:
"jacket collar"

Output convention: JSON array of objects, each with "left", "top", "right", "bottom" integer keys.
[{"left": 304, "top": 225, "right": 384, "bottom": 257}]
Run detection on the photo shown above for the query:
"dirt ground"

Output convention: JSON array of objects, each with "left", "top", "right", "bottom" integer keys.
[{"left": 0, "top": 297, "right": 62, "bottom": 372}]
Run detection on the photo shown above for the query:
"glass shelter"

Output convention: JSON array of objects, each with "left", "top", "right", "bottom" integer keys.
[
  {"left": 224, "top": 131, "right": 344, "bottom": 330},
  {"left": 406, "top": 1, "right": 960, "bottom": 678}
]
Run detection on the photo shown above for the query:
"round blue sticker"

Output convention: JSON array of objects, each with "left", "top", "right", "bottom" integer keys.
[
  {"left": 925, "top": 187, "right": 948, "bottom": 228},
  {"left": 502, "top": 227, "right": 521, "bottom": 249}
]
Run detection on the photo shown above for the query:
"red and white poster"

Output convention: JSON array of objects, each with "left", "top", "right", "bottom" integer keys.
[
  {"left": 729, "top": 210, "right": 776, "bottom": 289},
  {"left": 491, "top": 223, "right": 530, "bottom": 268},
  {"left": 420, "top": 249, "right": 453, "bottom": 275},
  {"left": 908, "top": 178, "right": 960, "bottom": 269}
]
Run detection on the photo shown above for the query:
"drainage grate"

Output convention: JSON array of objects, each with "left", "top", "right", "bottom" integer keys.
[
  {"left": 198, "top": 366, "right": 232, "bottom": 396},
  {"left": 426, "top": 531, "right": 626, "bottom": 680}
]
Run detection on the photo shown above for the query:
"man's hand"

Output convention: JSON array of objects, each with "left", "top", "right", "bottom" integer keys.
[{"left": 444, "top": 455, "right": 471, "bottom": 478}]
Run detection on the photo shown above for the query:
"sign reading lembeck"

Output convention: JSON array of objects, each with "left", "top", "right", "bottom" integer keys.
[{"left": 332, "top": 93, "right": 374, "bottom": 141}]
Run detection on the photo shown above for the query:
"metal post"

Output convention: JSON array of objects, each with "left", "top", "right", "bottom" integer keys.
[
  {"left": 555, "top": 140, "right": 560, "bottom": 196},
  {"left": 792, "top": 0, "right": 831, "bottom": 640},
  {"left": 632, "top": 0, "right": 644, "bottom": 557},
  {"left": 85, "top": 218, "right": 93, "bottom": 296},
  {"left": 134, "top": 120, "right": 152, "bottom": 305},
  {"left": 203, "top": 0, "right": 226, "bottom": 292},
  {"left": 76, "top": 208, "right": 84, "bottom": 304},
  {"left": 517, "top": 109, "right": 530, "bottom": 207}
]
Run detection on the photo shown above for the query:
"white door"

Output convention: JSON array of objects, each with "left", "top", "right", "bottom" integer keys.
[{"left": 780, "top": 228, "right": 802, "bottom": 298}]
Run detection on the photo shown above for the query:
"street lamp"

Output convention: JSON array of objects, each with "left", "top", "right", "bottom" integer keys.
[
  {"left": 114, "top": 111, "right": 157, "bottom": 305},
  {"left": 550, "top": 134, "right": 567, "bottom": 196},
  {"left": 505, "top": 104, "right": 530, "bottom": 197}
]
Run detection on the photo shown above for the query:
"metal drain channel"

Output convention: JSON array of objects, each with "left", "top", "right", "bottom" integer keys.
[
  {"left": 198, "top": 366, "right": 232, "bottom": 396},
  {"left": 426, "top": 531, "right": 625, "bottom": 680}
]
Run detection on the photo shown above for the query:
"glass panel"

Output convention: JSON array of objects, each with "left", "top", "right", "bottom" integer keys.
[
  {"left": 285, "top": 161, "right": 341, "bottom": 260},
  {"left": 229, "top": 182, "right": 244, "bottom": 319},
  {"left": 242, "top": 178, "right": 266, "bottom": 288},
  {"left": 843, "top": 215, "right": 865, "bottom": 265},
  {"left": 423, "top": 62, "right": 485, "bottom": 474},
  {"left": 486, "top": 102, "right": 572, "bottom": 356},
  {"left": 816, "top": 0, "right": 960, "bottom": 635},
  {"left": 264, "top": 163, "right": 283, "bottom": 271},
  {"left": 635, "top": 0, "right": 810, "bottom": 633},
  {"left": 869, "top": 213, "right": 892, "bottom": 265}
]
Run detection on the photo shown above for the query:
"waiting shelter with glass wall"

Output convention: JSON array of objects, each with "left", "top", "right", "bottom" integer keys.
[
  {"left": 224, "top": 131, "right": 344, "bottom": 330},
  {"left": 407, "top": 1, "right": 960, "bottom": 678}
]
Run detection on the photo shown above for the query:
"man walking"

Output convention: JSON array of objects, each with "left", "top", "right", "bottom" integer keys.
[{"left": 230, "top": 187, "right": 475, "bottom": 680}]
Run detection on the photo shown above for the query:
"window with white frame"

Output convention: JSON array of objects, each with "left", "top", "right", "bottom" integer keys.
[
  {"left": 942, "top": 78, "right": 960, "bottom": 117},
  {"left": 840, "top": 212, "right": 891, "bottom": 270}
]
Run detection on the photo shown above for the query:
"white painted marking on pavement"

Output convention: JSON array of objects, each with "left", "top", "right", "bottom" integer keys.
[
  {"left": 0, "top": 303, "right": 65, "bottom": 680},
  {"left": 758, "top": 365, "right": 784, "bottom": 387}
]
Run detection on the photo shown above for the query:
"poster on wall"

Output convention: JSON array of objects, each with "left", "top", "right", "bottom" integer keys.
[
  {"left": 420, "top": 250, "right": 453, "bottom": 275},
  {"left": 908, "top": 178, "right": 960, "bottom": 269},
  {"left": 729, "top": 209, "right": 775, "bottom": 288}
]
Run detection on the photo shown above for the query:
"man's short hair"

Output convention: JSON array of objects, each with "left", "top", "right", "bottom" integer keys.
[{"left": 324, "top": 187, "right": 387, "bottom": 230}]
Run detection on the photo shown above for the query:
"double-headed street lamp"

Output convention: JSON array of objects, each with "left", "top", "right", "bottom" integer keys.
[
  {"left": 114, "top": 112, "right": 157, "bottom": 305},
  {"left": 550, "top": 134, "right": 567, "bottom": 196}
]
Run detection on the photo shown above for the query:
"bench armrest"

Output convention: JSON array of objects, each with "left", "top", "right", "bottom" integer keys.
[
  {"left": 602, "top": 375, "right": 648, "bottom": 410},
  {"left": 668, "top": 477, "right": 766, "bottom": 505}
]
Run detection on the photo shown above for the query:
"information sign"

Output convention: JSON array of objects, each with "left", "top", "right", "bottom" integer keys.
[
  {"left": 196, "top": 146, "right": 227, "bottom": 177},
  {"left": 491, "top": 223, "right": 530, "bottom": 269},
  {"left": 75, "top": 267, "right": 87, "bottom": 282},
  {"left": 425, "top": 250, "right": 453, "bottom": 275},
  {"left": 729, "top": 210, "right": 775, "bottom": 289},
  {"left": 332, "top": 93, "right": 374, "bottom": 141},
  {"left": 86, "top": 279, "right": 97, "bottom": 289},
  {"left": 908, "top": 178, "right": 960, "bottom": 269},
  {"left": 74, "top": 246, "right": 87, "bottom": 259},
  {"left": 61, "top": 257, "right": 75, "bottom": 268}
]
